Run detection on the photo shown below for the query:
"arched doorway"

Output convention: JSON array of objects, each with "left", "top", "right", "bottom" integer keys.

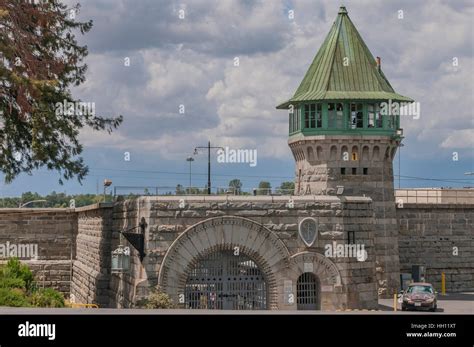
[
  {"left": 184, "top": 250, "right": 267, "bottom": 310},
  {"left": 297, "top": 272, "right": 320, "bottom": 310}
]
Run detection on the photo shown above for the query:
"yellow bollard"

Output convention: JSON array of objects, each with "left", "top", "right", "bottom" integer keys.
[
  {"left": 393, "top": 293, "right": 397, "bottom": 311},
  {"left": 441, "top": 272, "right": 446, "bottom": 296}
]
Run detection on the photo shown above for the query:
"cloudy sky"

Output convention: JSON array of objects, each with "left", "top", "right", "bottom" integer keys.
[{"left": 1, "top": 0, "right": 473, "bottom": 196}]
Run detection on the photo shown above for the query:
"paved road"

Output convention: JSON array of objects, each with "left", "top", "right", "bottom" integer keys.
[
  {"left": 379, "top": 292, "right": 474, "bottom": 314},
  {"left": 0, "top": 292, "right": 472, "bottom": 315}
]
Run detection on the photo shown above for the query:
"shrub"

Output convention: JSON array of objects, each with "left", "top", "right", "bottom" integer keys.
[
  {"left": 30, "top": 288, "right": 65, "bottom": 308},
  {"left": 0, "top": 287, "right": 30, "bottom": 307},
  {"left": 138, "top": 289, "right": 175, "bottom": 309},
  {"left": 0, "top": 276, "right": 27, "bottom": 289},
  {"left": 0, "top": 258, "right": 34, "bottom": 290},
  {"left": 0, "top": 258, "right": 65, "bottom": 308}
]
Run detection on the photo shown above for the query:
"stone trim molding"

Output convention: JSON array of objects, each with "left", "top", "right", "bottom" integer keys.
[{"left": 288, "top": 251, "right": 343, "bottom": 289}]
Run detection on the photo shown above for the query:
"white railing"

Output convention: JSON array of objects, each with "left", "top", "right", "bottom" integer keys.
[{"left": 395, "top": 189, "right": 474, "bottom": 204}]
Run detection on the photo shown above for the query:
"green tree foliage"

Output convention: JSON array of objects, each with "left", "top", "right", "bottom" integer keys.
[
  {"left": 228, "top": 179, "right": 242, "bottom": 195},
  {"left": 0, "top": 287, "right": 30, "bottom": 307},
  {"left": 0, "top": 1, "right": 122, "bottom": 184},
  {"left": 0, "top": 191, "right": 102, "bottom": 208},
  {"left": 277, "top": 181, "right": 295, "bottom": 194},
  {"left": 0, "top": 258, "right": 65, "bottom": 307},
  {"left": 175, "top": 184, "right": 185, "bottom": 195},
  {"left": 0, "top": 258, "right": 34, "bottom": 291},
  {"left": 257, "top": 181, "right": 271, "bottom": 195}
]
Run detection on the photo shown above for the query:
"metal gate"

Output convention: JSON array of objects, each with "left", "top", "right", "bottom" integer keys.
[
  {"left": 184, "top": 250, "right": 267, "bottom": 310},
  {"left": 297, "top": 272, "right": 320, "bottom": 310}
]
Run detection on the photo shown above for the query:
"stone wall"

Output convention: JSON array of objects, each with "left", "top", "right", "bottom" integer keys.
[
  {"left": 2, "top": 195, "right": 471, "bottom": 309},
  {"left": 109, "top": 195, "right": 378, "bottom": 310},
  {"left": 397, "top": 203, "right": 474, "bottom": 292},
  {"left": 70, "top": 203, "right": 113, "bottom": 306},
  {"left": 0, "top": 209, "right": 76, "bottom": 294}
]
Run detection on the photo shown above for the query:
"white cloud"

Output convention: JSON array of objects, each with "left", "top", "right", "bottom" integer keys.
[
  {"left": 72, "top": 0, "right": 473, "bottom": 163},
  {"left": 440, "top": 129, "right": 474, "bottom": 149}
]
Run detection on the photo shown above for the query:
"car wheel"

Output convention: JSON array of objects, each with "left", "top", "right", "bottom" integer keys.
[
  {"left": 430, "top": 305, "right": 436, "bottom": 312},
  {"left": 401, "top": 305, "right": 406, "bottom": 311}
]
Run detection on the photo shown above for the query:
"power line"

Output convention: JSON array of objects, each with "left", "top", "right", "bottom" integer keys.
[
  {"left": 88, "top": 167, "right": 474, "bottom": 183},
  {"left": 89, "top": 167, "right": 294, "bottom": 179}
]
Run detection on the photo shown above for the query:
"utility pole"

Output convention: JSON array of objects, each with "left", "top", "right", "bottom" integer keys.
[
  {"left": 186, "top": 156, "right": 194, "bottom": 192},
  {"left": 194, "top": 141, "right": 224, "bottom": 195}
]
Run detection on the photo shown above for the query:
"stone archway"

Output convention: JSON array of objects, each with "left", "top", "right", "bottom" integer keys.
[
  {"left": 158, "top": 216, "right": 291, "bottom": 309},
  {"left": 287, "top": 252, "right": 345, "bottom": 310}
]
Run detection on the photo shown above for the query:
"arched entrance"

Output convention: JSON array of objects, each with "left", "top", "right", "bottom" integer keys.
[
  {"left": 158, "top": 216, "right": 290, "bottom": 309},
  {"left": 296, "top": 272, "right": 320, "bottom": 310},
  {"left": 185, "top": 250, "right": 267, "bottom": 310}
]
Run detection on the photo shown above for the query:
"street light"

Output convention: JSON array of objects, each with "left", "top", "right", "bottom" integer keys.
[
  {"left": 103, "top": 179, "right": 112, "bottom": 202},
  {"left": 194, "top": 141, "right": 224, "bottom": 195},
  {"left": 398, "top": 142, "right": 405, "bottom": 189},
  {"left": 19, "top": 200, "right": 47, "bottom": 208},
  {"left": 186, "top": 156, "right": 194, "bottom": 193}
]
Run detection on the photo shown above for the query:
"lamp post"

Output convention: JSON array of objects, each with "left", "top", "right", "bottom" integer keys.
[
  {"left": 194, "top": 141, "right": 224, "bottom": 195},
  {"left": 398, "top": 143, "right": 405, "bottom": 189},
  {"left": 186, "top": 156, "right": 194, "bottom": 193},
  {"left": 103, "top": 179, "right": 112, "bottom": 202}
]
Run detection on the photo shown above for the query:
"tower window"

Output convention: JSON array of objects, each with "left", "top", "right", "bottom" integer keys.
[
  {"left": 363, "top": 168, "right": 368, "bottom": 175},
  {"left": 336, "top": 103, "right": 344, "bottom": 128},
  {"left": 304, "top": 104, "right": 321, "bottom": 128},
  {"left": 352, "top": 168, "right": 357, "bottom": 175},
  {"left": 328, "top": 103, "right": 336, "bottom": 128},
  {"left": 340, "top": 168, "right": 346, "bottom": 175},
  {"left": 351, "top": 103, "right": 363, "bottom": 128},
  {"left": 375, "top": 104, "right": 383, "bottom": 128},
  {"left": 316, "top": 103, "right": 322, "bottom": 128},
  {"left": 294, "top": 108, "right": 297, "bottom": 131},
  {"left": 304, "top": 105, "right": 311, "bottom": 129},
  {"left": 368, "top": 104, "right": 374, "bottom": 128},
  {"left": 388, "top": 115, "right": 395, "bottom": 129}
]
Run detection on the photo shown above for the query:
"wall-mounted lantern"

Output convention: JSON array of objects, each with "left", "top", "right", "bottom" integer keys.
[
  {"left": 111, "top": 245, "right": 131, "bottom": 273},
  {"left": 112, "top": 217, "right": 147, "bottom": 274}
]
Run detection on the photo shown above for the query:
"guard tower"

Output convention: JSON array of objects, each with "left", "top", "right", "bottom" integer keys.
[{"left": 277, "top": 6, "right": 413, "bottom": 296}]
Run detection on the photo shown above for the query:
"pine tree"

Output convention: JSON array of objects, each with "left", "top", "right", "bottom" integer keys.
[{"left": 0, "top": 1, "right": 122, "bottom": 183}]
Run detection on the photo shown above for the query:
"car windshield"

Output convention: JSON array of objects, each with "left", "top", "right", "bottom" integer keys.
[{"left": 407, "top": 285, "right": 433, "bottom": 294}]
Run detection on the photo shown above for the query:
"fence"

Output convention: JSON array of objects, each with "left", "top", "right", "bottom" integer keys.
[
  {"left": 395, "top": 189, "right": 474, "bottom": 204},
  {"left": 113, "top": 186, "right": 295, "bottom": 197}
]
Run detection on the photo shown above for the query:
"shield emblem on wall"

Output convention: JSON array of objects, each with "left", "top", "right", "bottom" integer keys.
[{"left": 298, "top": 218, "right": 318, "bottom": 247}]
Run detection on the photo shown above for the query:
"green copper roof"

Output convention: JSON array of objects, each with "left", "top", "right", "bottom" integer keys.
[{"left": 277, "top": 6, "right": 413, "bottom": 109}]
